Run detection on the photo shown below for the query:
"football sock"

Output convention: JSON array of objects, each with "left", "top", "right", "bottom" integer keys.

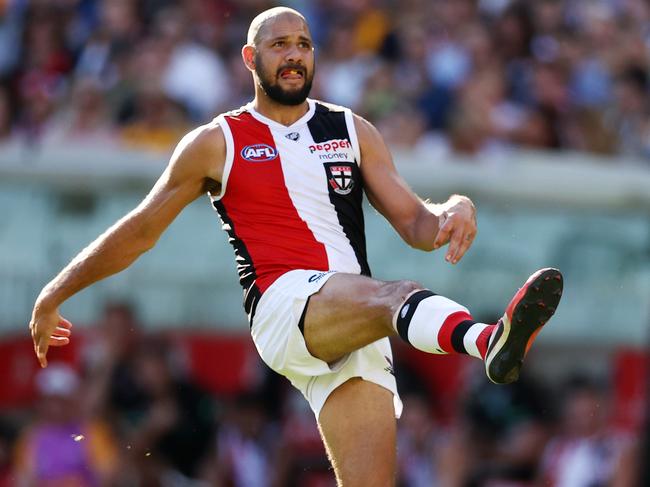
[{"left": 392, "top": 290, "right": 495, "bottom": 360}]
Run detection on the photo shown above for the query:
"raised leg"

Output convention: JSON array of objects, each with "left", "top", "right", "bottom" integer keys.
[
  {"left": 304, "top": 269, "right": 563, "bottom": 384},
  {"left": 302, "top": 273, "right": 419, "bottom": 363}
]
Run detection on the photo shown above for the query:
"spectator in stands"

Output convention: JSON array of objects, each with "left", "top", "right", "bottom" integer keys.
[
  {"left": 448, "top": 68, "right": 513, "bottom": 155},
  {"left": 396, "top": 392, "right": 442, "bottom": 487},
  {"left": 203, "top": 391, "right": 283, "bottom": 487},
  {"left": 0, "top": 421, "right": 15, "bottom": 487},
  {"left": 606, "top": 65, "right": 650, "bottom": 159},
  {"left": 12, "top": 363, "right": 119, "bottom": 486},
  {"left": 98, "top": 0, "right": 141, "bottom": 47},
  {"left": 0, "top": 0, "right": 25, "bottom": 77},
  {"left": 155, "top": 5, "right": 230, "bottom": 122},
  {"left": 315, "top": 19, "right": 377, "bottom": 111},
  {"left": 274, "top": 389, "right": 333, "bottom": 486},
  {"left": 537, "top": 375, "right": 629, "bottom": 487},
  {"left": 84, "top": 301, "right": 215, "bottom": 483},
  {"left": 0, "top": 84, "right": 13, "bottom": 140},
  {"left": 73, "top": 0, "right": 142, "bottom": 89},
  {"left": 611, "top": 436, "right": 644, "bottom": 487},
  {"left": 42, "top": 76, "right": 116, "bottom": 146},
  {"left": 121, "top": 339, "right": 215, "bottom": 484},
  {"left": 562, "top": 107, "right": 618, "bottom": 155},
  {"left": 3, "top": 0, "right": 650, "bottom": 158},
  {"left": 83, "top": 301, "right": 143, "bottom": 423},
  {"left": 375, "top": 104, "right": 451, "bottom": 158},
  {"left": 119, "top": 85, "right": 189, "bottom": 153},
  {"left": 224, "top": 49, "right": 256, "bottom": 108},
  {"left": 450, "top": 369, "right": 552, "bottom": 486},
  {"left": 15, "top": 4, "right": 73, "bottom": 142}
]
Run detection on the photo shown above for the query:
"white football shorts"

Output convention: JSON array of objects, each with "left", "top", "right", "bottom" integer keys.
[{"left": 250, "top": 269, "right": 403, "bottom": 420}]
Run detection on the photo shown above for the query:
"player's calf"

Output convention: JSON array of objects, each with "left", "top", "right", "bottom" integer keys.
[
  {"left": 392, "top": 288, "right": 494, "bottom": 360},
  {"left": 390, "top": 268, "right": 563, "bottom": 385}
]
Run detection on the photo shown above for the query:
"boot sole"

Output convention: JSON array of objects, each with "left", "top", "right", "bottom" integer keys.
[{"left": 485, "top": 268, "right": 563, "bottom": 384}]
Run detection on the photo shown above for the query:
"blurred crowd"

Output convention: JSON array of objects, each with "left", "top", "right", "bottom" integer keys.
[
  {"left": 0, "top": 301, "right": 644, "bottom": 487},
  {"left": 2, "top": 0, "right": 650, "bottom": 159}
]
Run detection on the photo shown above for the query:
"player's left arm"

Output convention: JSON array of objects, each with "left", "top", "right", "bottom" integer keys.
[{"left": 355, "top": 114, "right": 477, "bottom": 264}]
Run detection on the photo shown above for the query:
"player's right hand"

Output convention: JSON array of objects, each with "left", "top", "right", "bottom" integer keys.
[{"left": 29, "top": 306, "right": 73, "bottom": 368}]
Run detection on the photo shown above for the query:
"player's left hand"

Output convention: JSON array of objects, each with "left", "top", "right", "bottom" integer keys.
[{"left": 433, "top": 195, "right": 477, "bottom": 264}]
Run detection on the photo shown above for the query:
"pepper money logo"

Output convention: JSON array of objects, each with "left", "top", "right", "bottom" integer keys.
[
  {"left": 309, "top": 139, "right": 352, "bottom": 161},
  {"left": 241, "top": 144, "right": 278, "bottom": 162}
]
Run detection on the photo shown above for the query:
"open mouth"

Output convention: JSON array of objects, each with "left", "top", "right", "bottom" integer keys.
[{"left": 279, "top": 67, "right": 305, "bottom": 80}]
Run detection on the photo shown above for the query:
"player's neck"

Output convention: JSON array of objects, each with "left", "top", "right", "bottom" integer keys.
[{"left": 252, "top": 95, "right": 310, "bottom": 126}]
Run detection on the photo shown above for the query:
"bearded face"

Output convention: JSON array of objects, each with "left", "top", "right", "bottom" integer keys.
[{"left": 254, "top": 50, "right": 314, "bottom": 106}]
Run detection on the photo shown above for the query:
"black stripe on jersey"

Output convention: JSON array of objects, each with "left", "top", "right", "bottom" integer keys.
[
  {"left": 307, "top": 103, "right": 371, "bottom": 276},
  {"left": 212, "top": 200, "right": 261, "bottom": 324}
]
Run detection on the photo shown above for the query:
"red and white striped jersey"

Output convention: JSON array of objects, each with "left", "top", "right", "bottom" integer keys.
[{"left": 210, "top": 99, "right": 370, "bottom": 321}]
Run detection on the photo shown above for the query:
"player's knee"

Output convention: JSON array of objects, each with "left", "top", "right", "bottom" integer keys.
[
  {"left": 375, "top": 279, "right": 423, "bottom": 326},
  {"left": 391, "top": 279, "right": 423, "bottom": 300}
]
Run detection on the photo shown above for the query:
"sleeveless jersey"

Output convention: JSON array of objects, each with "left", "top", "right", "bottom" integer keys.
[{"left": 210, "top": 99, "right": 371, "bottom": 321}]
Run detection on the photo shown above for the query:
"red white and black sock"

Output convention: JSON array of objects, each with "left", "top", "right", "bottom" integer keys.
[{"left": 392, "top": 290, "right": 495, "bottom": 360}]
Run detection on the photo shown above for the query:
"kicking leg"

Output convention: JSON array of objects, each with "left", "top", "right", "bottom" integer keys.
[
  {"left": 318, "top": 378, "right": 397, "bottom": 487},
  {"left": 303, "top": 273, "right": 494, "bottom": 364},
  {"left": 302, "top": 273, "right": 419, "bottom": 363},
  {"left": 304, "top": 268, "right": 563, "bottom": 384}
]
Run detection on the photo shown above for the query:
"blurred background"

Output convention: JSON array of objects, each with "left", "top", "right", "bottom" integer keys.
[{"left": 0, "top": 0, "right": 649, "bottom": 485}]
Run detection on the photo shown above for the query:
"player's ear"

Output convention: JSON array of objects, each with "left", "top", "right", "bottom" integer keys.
[{"left": 242, "top": 44, "right": 256, "bottom": 72}]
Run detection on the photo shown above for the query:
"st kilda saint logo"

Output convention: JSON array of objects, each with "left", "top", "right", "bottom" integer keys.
[{"left": 325, "top": 163, "right": 355, "bottom": 195}]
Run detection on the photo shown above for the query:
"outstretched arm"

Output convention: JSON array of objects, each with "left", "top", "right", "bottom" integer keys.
[
  {"left": 355, "top": 114, "right": 477, "bottom": 261},
  {"left": 29, "top": 123, "right": 226, "bottom": 367}
]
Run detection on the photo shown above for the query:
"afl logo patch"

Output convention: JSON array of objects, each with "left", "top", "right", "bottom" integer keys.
[{"left": 241, "top": 144, "right": 278, "bottom": 162}]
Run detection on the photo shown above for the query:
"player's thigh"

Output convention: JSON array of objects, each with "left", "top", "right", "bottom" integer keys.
[
  {"left": 318, "top": 377, "right": 397, "bottom": 487},
  {"left": 303, "top": 273, "right": 421, "bottom": 362}
]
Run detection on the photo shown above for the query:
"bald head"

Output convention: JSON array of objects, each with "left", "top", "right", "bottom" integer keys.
[{"left": 247, "top": 7, "right": 308, "bottom": 46}]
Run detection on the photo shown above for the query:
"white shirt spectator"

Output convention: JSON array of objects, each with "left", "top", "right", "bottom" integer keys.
[{"left": 163, "top": 42, "right": 230, "bottom": 121}]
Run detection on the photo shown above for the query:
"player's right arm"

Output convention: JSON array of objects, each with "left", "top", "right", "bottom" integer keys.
[{"left": 29, "top": 122, "right": 226, "bottom": 368}]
